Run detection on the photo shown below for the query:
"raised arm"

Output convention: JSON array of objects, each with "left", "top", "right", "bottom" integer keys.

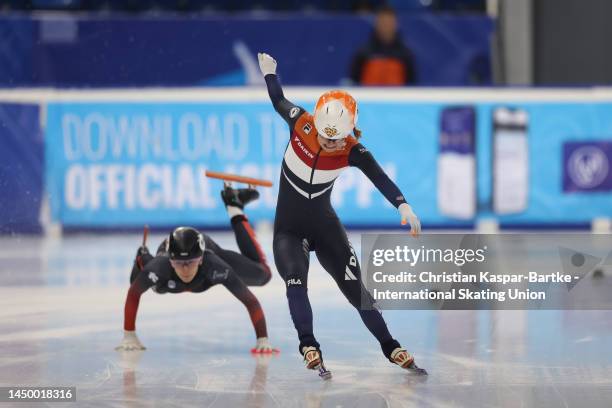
[
  {"left": 348, "top": 143, "right": 421, "bottom": 236},
  {"left": 258, "top": 52, "right": 305, "bottom": 127}
]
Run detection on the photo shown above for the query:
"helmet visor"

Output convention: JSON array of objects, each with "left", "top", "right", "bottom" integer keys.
[{"left": 170, "top": 255, "right": 202, "bottom": 268}]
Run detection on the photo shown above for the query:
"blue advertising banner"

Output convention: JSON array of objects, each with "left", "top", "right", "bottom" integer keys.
[
  {"left": 476, "top": 102, "right": 612, "bottom": 224},
  {"left": 45, "top": 98, "right": 612, "bottom": 228},
  {"left": 45, "top": 100, "right": 445, "bottom": 227}
]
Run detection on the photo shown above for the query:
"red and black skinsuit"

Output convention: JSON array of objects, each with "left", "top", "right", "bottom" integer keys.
[{"left": 123, "top": 214, "right": 271, "bottom": 338}]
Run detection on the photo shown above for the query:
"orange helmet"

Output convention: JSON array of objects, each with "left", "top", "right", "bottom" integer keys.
[{"left": 313, "top": 90, "right": 358, "bottom": 140}]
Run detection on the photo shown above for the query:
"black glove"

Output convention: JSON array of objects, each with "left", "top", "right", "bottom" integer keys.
[
  {"left": 136, "top": 245, "right": 150, "bottom": 258},
  {"left": 135, "top": 246, "right": 150, "bottom": 270}
]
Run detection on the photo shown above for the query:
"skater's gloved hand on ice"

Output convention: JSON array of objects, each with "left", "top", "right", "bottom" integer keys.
[
  {"left": 399, "top": 203, "right": 421, "bottom": 237},
  {"left": 258, "top": 53, "right": 277, "bottom": 76},
  {"left": 252, "top": 337, "right": 276, "bottom": 353},
  {"left": 115, "top": 330, "right": 146, "bottom": 351}
]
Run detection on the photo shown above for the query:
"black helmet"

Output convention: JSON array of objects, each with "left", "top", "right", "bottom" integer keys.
[{"left": 167, "top": 227, "right": 205, "bottom": 260}]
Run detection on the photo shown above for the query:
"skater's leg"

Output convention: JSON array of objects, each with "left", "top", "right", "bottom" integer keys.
[
  {"left": 203, "top": 229, "right": 270, "bottom": 286},
  {"left": 314, "top": 222, "right": 401, "bottom": 360},
  {"left": 229, "top": 214, "right": 269, "bottom": 267},
  {"left": 217, "top": 186, "right": 272, "bottom": 285},
  {"left": 273, "top": 232, "right": 320, "bottom": 353},
  {"left": 217, "top": 248, "right": 271, "bottom": 286},
  {"left": 217, "top": 215, "right": 271, "bottom": 285}
]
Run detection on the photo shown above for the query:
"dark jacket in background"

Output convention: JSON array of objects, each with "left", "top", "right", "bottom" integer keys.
[{"left": 350, "top": 33, "right": 417, "bottom": 85}]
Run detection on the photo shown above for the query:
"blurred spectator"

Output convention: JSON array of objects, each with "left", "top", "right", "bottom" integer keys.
[{"left": 349, "top": 5, "right": 417, "bottom": 86}]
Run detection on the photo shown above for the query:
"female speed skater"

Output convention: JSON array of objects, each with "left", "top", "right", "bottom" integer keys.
[
  {"left": 257, "top": 52, "right": 426, "bottom": 375},
  {"left": 115, "top": 186, "right": 277, "bottom": 354}
]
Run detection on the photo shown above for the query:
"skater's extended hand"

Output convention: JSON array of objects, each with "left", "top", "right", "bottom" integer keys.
[
  {"left": 251, "top": 337, "right": 278, "bottom": 354},
  {"left": 258, "top": 53, "right": 277, "bottom": 76},
  {"left": 399, "top": 203, "right": 421, "bottom": 237},
  {"left": 115, "top": 330, "right": 146, "bottom": 351}
]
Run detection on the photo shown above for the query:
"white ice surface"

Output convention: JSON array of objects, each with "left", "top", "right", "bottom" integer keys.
[{"left": 1, "top": 232, "right": 612, "bottom": 407}]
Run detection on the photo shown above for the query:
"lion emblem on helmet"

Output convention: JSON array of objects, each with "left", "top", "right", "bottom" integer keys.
[{"left": 323, "top": 126, "right": 338, "bottom": 138}]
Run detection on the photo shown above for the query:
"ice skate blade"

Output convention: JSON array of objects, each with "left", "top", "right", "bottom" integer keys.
[
  {"left": 317, "top": 364, "right": 332, "bottom": 380},
  {"left": 250, "top": 348, "right": 280, "bottom": 354},
  {"left": 406, "top": 363, "right": 428, "bottom": 376}
]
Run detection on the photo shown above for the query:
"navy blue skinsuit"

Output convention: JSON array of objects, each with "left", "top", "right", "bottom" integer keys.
[{"left": 265, "top": 73, "right": 410, "bottom": 360}]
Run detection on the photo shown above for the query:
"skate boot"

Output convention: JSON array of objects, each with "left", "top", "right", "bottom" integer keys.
[
  {"left": 302, "top": 346, "right": 322, "bottom": 369},
  {"left": 302, "top": 346, "right": 332, "bottom": 380},
  {"left": 221, "top": 185, "right": 260, "bottom": 209},
  {"left": 390, "top": 348, "right": 428, "bottom": 375}
]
